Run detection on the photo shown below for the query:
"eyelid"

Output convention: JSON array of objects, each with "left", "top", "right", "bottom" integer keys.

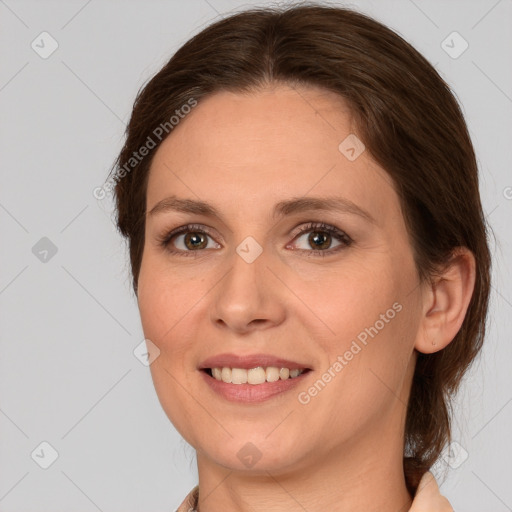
[
  {"left": 159, "top": 223, "right": 221, "bottom": 244},
  {"left": 156, "top": 224, "right": 219, "bottom": 250},
  {"left": 158, "top": 221, "right": 352, "bottom": 255},
  {"left": 287, "top": 221, "right": 353, "bottom": 251},
  {"left": 288, "top": 221, "right": 344, "bottom": 240}
]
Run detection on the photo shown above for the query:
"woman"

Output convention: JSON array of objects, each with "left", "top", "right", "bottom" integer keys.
[{"left": 107, "top": 4, "right": 491, "bottom": 511}]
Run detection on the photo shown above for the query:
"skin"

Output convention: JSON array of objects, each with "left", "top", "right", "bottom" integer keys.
[{"left": 137, "top": 83, "right": 476, "bottom": 511}]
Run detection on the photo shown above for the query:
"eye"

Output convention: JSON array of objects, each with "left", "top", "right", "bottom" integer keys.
[
  {"left": 157, "top": 221, "right": 352, "bottom": 257},
  {"left": 289, "top": 222, "right": 352, "bottom": 256},
  {"left": 157, "top": 223, "right": 220, "bottom": 256}
]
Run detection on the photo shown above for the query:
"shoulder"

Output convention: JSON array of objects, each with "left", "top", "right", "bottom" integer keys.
[
  {"left": 175, "top": 485, "right": 199, "bottom": 512},
  {"left": 409, "top": 471, "right": 454, "bottom": 512},
  {"left": 177, "top": 474, "right": 454, "bottom": 512}
]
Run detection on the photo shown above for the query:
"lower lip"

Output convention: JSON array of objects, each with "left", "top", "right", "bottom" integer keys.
[{"left": 200, "top": 370, "right": 310, "bottom": 403}]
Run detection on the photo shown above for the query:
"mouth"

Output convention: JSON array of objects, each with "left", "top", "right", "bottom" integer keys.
[
  {"left": 198, "top": 352, "right": 312, "bottom": 382},
  {"left": 198, "top": 353, "right": 313, "bottom": 403},
  {"left": 202, "top": 366, "right": 311, "bottom": 384}
]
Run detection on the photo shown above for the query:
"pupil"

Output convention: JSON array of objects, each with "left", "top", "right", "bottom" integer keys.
[
  {"left": 185, "top": 232, "right": 206, "bottom": 250},
  {"left": 182, "top": 231, "right": 332, "bottom": 251},
  {"left": 309, "top": 231, "right": 330, "bottom": 249}
]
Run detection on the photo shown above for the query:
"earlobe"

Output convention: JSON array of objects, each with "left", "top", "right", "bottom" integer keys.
[{"left": 415, "top": 247, "right": 476, "bottom": 354}]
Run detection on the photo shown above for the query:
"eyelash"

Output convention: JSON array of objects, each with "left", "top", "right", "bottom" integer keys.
[{"left": 156, "top": 222, "right": 353, "bottom": 258}]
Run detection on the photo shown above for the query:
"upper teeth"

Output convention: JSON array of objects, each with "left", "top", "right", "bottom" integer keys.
[{"left": 210, "top": 367, "right": 305, "bottom": 384}]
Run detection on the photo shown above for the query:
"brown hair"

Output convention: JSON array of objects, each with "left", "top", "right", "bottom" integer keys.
[{"left": 109, "top": 2, "right": 491, "bottom": 496}]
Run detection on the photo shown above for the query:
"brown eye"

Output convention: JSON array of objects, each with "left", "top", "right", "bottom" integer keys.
[
  {"left": 292, "top": 222, "right": 351, "bottom": 254},
  {"left": 308, "top": 231, "right": 332, "bottom": 250},
  {"left": 183, "top": 232, "right": 208, "bottom": 250},
  {"left": 159, "top": 222, "right": 351, "bottom": 258},
  {"left": 158, "top": 224, "right": 221, "bottom": 256}
]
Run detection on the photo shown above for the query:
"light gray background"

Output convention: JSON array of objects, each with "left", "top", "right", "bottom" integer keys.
[{"left": 1, "top": 0, "right": 511, "bottom": 510}]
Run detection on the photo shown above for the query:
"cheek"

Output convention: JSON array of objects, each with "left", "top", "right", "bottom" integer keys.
[
  {"left": 304, "top": 273, "right": 416, "bottom": 414},
  {"left": 138, "top": 281, "right": 172, "bottom": 342},
  {"left": 137, "top": 264, "right": 201, "bottom": 441},
  {"left": 137, "top": 253, "right": 194, "bottom": 338},
  {"left": 137, "top": 256, "right": 210, "bottom": 379},
  {"left": 298, "top": 314, "right": 414, "bottom": 445},
  {"left": 290, "top": 262, "right": 400, "bottom": 346},
  {"left": 334, "top": 303, "right": 416, "bottom": 409}
]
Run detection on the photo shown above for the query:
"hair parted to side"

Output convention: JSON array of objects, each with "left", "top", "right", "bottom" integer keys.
[{"left": 109, "top": 2, "right": 491, "bottom": 497}]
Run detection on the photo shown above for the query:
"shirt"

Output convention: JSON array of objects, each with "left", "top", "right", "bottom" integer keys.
[{"left": 175, "top": 471, "right": 453, "bottom": 512}]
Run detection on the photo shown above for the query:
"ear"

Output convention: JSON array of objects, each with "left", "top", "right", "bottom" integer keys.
[{"left": 415, "top": 247, "right": 476, "bottom": 354}]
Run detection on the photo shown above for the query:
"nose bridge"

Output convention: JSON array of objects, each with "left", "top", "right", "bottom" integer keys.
[
  {"left": 222, "top": 236, "right": 268, "bottom": 308},
  {"left": 211, "top": 236, "right": 285, "bottom": 331}
]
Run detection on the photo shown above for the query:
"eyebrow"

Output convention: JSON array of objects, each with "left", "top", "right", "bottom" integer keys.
[{"left": 147, "top": 195, "right": 376, "bottom": 224}]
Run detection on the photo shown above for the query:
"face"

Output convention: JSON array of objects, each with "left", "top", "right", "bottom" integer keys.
[{"left": 137, "top": 84, "right": 424, "bottom": 475}]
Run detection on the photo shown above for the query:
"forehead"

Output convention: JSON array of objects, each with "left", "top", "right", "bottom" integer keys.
[
  {"left": 154, "top": 84, "right": 354, "bottom": 167},
  {"left": 146, "top": 84, "right": 398, "bottom": 224}
]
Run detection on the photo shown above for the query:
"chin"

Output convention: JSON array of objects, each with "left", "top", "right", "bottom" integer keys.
[{"left": 196, "top": 430, "right": 307, "bottom": 473}]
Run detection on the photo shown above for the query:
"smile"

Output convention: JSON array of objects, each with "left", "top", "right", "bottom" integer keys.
[
  {"left": 206, "top": 366, "right": 307, "bottom": 384},
  {"left": 200, "top": 368, "right": 312, "bottom": 403}
]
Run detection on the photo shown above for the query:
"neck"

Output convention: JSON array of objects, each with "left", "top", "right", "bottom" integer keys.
[{"left": 194, "top": 424, "right": 413, "bottom": 512}]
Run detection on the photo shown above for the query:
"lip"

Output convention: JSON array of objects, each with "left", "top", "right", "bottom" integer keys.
[
  {"left": 198, "top": 352, "right": 312, "bottom": 371},
  {"left": 200, "top": 368, "right": 311, "bottom": 403}
]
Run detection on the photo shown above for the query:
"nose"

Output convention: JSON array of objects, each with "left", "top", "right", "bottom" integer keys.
[{"left": 211, "top": 246, "right": 286, "bottom": 334}]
